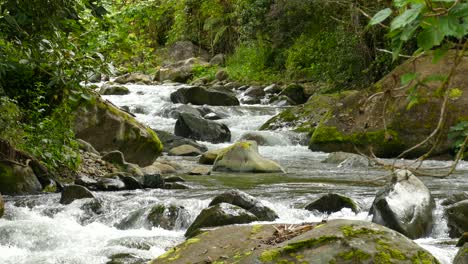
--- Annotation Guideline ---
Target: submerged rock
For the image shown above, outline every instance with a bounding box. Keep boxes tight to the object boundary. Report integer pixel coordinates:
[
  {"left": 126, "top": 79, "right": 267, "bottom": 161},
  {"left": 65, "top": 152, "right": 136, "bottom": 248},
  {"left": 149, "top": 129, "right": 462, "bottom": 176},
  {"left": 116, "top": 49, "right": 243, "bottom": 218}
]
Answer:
[
  {"left": 209, "top": 190, "right": 278, "bottom": 221},
  {"left": 175, "top": 113, "right": 231, "bottom": 144},
  {"left": 60, "top": 185, "right": 96, "bottom": 205},
  {"left": 185, "top": 203, "right": 258, "bottom": 238},
  {"left": 446, "top": 199, "right": 468, "bottom": 238},
  {"left": 212, "top": 141, "right": 284, "bottom": 173},
  {"left": 369, "top": 170, "right": 435, "bottom": 239},
  {"left": 74, "top": 96, "right": 163, "bottom": 167},
  {"left": 152, "top": 219, "right": 439, "bottom": 264},
  {"left": 305, "top": 193, "right": 359, "bottom": 214},
  {"left": 170, "top": 86, "right": 239, "bottom": 106},
  {"left": 117, "top": 204, "right": 190, "bottom": 231}
]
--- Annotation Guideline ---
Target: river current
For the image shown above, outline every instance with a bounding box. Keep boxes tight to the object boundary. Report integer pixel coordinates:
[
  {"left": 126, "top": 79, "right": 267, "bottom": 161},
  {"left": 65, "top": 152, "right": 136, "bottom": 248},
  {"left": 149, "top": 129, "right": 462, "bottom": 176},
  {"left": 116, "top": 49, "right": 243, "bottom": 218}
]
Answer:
[{"left": 1, "top": 83, "right": 467, "bottom": 264}]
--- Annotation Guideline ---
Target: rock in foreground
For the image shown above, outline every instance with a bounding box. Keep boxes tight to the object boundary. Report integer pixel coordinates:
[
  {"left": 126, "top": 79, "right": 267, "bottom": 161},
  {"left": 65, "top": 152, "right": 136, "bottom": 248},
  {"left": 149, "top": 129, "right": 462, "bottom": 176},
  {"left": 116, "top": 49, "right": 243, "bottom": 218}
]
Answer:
[
  {"left": 212, "top": 141, "right": 284, "bottom": 173},
  {"left": 152, "top": 219, "right": 440, "bottom": 264},
  {"left": 369, "top": 170, "right": 435, "bottom": 239}
]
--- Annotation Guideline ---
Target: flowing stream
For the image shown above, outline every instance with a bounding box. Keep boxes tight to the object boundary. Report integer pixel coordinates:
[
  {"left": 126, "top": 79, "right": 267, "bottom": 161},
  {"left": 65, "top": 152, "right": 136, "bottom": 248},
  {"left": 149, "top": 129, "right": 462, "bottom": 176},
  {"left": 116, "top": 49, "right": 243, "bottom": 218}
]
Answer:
[{"left": 1, "top": 83, "right": 467, "bottom": 264}]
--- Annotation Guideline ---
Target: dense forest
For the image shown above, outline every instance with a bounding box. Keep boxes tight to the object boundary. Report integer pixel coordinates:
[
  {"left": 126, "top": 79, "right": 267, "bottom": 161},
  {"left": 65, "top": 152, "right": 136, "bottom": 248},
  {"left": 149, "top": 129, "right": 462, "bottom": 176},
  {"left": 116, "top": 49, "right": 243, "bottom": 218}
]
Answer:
[{"left": 0, "top": 0, "right": 468, "bottom": 263}]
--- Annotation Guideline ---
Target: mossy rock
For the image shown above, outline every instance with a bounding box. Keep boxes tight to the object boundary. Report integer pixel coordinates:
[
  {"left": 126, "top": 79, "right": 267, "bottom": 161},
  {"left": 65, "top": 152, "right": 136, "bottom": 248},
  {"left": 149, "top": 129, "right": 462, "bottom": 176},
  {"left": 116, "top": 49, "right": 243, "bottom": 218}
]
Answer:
[
  {"left": 279, "top": 84, "right": 307, "bottom": 104},
  {"left": 262, "top": 52, "right": 468, "bottom": 158},
  {"left": 198, "top": 148, "right": 225, "bottom": 165},
  {"left": 151, "top": 219, "right": 440, "bottom": 264},
  {"left": 0, "top": 161, "right": 42, "bottom": 195},
  {"left": 454, "top": 244, "right": 468, "bottom": 264},
  {"left": 212, "top": 141, "right": 284, "bottom": 173},
  {"left": 74, "top": 95, "right": 162, "bottom": 167}
]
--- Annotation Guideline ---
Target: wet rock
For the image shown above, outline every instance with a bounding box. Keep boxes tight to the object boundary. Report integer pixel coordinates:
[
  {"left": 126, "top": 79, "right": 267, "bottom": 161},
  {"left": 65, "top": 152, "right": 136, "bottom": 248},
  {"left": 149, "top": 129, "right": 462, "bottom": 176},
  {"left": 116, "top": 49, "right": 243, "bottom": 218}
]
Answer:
[
  {"left": 322, "top": 151, "right": 358, "bottom": 164},
  {"left": 270, "top": 95, "right": 296, "bottom": 107},
  {"left": 263, "top": 84, "right": 281, "bottom": 94},
  {"left": 199, "top": 148, "right": 224, "bottom": 165},
  {"left": 175, "top": 113, "right": 231, "bottom": 144},
  {"left": 338, "top": 155, "right": 374, "bottom": 168},
  {"left": 121, "top": 176, "right": 142, "bottom": 190},
  {"left": 0, "top": 160, "right": 42, "bottom": 195},
  {"left": 240, "top": 96, "right": 261, "bottom": 105},
  {"left": 442, "top": 192, "right": 468, "bottom": 206},
  {"left": 0, "top": 193, "right": 4, "bottom": 218},
  {"left": 60, "top": 185, "right": 96, "bottom": 205},
  {"left": 108, "top": 237, "right": 153, "bottom": 250},
  {"left": 144, "top": 162, "right": 176, "bottom": 174},
  {"left": 305, "top": 193, "right": 359, "bottom": 214},
  {"left": 210, "top": 54, "right": 226, "bottom": 66},
  {"left": 209, "top": 190, "right": 278, "bottom": 221},
  {"left": 369, "top": 170, "right": 435, "bottom": 239},
  {"left": 74, "top": 96, "right": 162, "bottom": 167},
  {"left": 168, "top": 145, "right": 202, "bottom": 156},
  {"left": 244, "top": 86, "right": 265, "bottom": 98},
  {"left": 164, "top": 176, "right": 185, "bottom": 183},
  {"left": 170, "top": 86, "right": 239, "bottom": 106},
  {"left": 454, "top": 243, "right": 468, "bottom": 264},
  {"left": 97, "top": 176, "right": 126, "bottom": 191},
  {"left": 185, "top": 203, "right": 258, "bottom": 238},
  {"left": 279, "top": 84, "right": 307, "bottom": 104},
  {"left": 204, "top": 112, "right": 222, "bottom": 120},
  {"left": 212, "top": 141, "right": 284, "bottom": 173},
  {"left": 142, "top": 173, "right": 164, "bottom": 189},
  {"left": 161, "top": 104, "right": 202, "bottom": 119},
  {"left": 107, "top": 253, "right": 147, "bottom": 264},
  {"left": 114, "top": 73, "right": 152, "bottom": 84},
  {"left": 457, "top": 232, "right": 468, "bottom": 247},
  {"left": 164, "top": 182, "right": 190, "bottom": 190},
  {"left": 153, "top": 219, "right": 440, "bottom": 264},
  {"left": 99, "top": 84, "right": 130, "bottom": 95},
  {"left": 215, "top": 70, "right": 228, "bottom": 81},
  {"left": 446, "top": 200, "right": 468, "bottom": 238},
  {"left": 117, "top": 204, "right": 190, "bottom": 230},
  {"left": 154, "top": 130, "right": 207, "bottom": 153},
  {"left": 189, "top": 166, "right": 211, "bottom": 175}
]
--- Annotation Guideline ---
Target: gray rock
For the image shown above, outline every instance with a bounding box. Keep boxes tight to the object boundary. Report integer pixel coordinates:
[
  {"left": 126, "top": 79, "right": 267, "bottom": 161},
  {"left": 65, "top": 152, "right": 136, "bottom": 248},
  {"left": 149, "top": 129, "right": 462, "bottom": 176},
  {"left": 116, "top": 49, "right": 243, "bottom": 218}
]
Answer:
[
  {"left": 154, "top": 130, "right": 207, "bottom": 153},
  {"left": 102, "top": 151, "right": 126, "bottom": 166},
  {"left": 97, "top": 176, "right": 126, "bottom": 191},
  {"left": 446, "top": 200, "right": 468, "bottom": 238},
  {"left": 99, "top": 84, "right": 130, "bottom": 95},
  {"left": 175, "top": 113, "right": 231, "bottom": 144},
  {"left": 209, "top": 190, "right": 278, "bottom": 221},
  {"left": 60, "top": 185, "right": 95, "bottom": 205},
  {"left": 442, "top": 192, "right": 468, "bottom": 206},
  {"left": 199, "top": 148, "right": 224, "bottom": 165},
  {"left": 279, "top": 84, "right": 307, "bottom": 104},
  {"left": 142, "top": 173, "right": 164, "bottom": 189},
  {"left": 185, "top": 203, "right": 258, "bottom": 238},
  {"left": 161, "top": 104, "right": 202, "bottom": 119},
  {"left": 454, "top": 243, "right": 468, "bottom": 264},
  {"left": 244, "top": 86, "right": 265, "bottom": 97},
  {"left": 210, "top": 54, "right": 226, "bottom": 66},
  {"left": 164, "top": 176, "right": 185, "bottom": 183},
  {"left": 322, "top": 152, "right": 361, "bottom": 164},
  {"left": 270, "top": 95, "right": 296, "bottom": 106},
  {"left": 0, "top": 193, "right": 4, "bottom": 218},
  {"left": 164, "top": 182, "right": 190, "bottom": 190},
  {"left": 215, "top": 70, "right": 228, "bottom": 81},
  {"left": 77, "top": 139, "right": 100, "bottom": 155},
  {"left": 120, "top": 176, "right": 142, "bottom": 190},
  {"left": 263, "top": 84, "right": 281, "bottom": 94},
  {"left": 116, "top": 204, "right": 190, "bottom": 230},
  {"left": 189, "top": 166, "right": 211, "bottom": 175},
  {"left": 114, "top": 73, "right": 152, "bottom": 84},
  {"left": 168, "top": 41, "right": 210, "bottom": 61},
  {"left": 0, "top": 160, "right": 42, "bottom": 195},
  {"left": 305, "top": 193, "right": 359, "bottom": 214},
  {"left": 240, "top": 96, "right": 261, "bottom": 105},
  {"left": 168, "top": 145, "right": 202, "bottom": 156},
  {"left": 170, "top": 86, "right": 239, "bottom": 106},
  {"left": 75, "top": 174, "right": 99, "bottom": 190},
  {"left": 106, "top": 253, "right": 147, "bottom": 264},
  {"left": 369, "top": 170, "right": 435, "bottom": 239}
]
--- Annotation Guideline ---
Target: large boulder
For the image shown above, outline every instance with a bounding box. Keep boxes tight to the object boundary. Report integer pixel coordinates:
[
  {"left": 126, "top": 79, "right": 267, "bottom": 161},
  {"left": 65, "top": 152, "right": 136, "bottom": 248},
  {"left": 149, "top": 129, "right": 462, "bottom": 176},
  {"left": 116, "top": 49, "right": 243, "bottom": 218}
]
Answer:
[
  {"left": 116, "top": 204, "right": 190, "bottom": 230},
  {"left": 261, "top": 52, "right": 468, "bottom": 158},
  {"left": 152, "top": 219, "right": 439, "bottom": 264},
  {"left": 278, "top": 84, "right": 307, "bottom": 104},
  {"left": 60, "top": 185, "right": 96, "bottom": 205},
  {"left": 74, "top": 96, "right": 163, "bottom": 166},
  {"left": 175, "top": 113, "right": 231, "bottom": 144},
  {"left": 454, "top": 244, "right": 468, "bottom": 264},
  {"left": 369, "top": 170, "right": 435, "bottom": 239},
  {"left": 0, "top": 193, "right": 4, "bottom": 218},
  {"left": 212, "top": 141, "right": 284, "bottom": 173},
  {"left": 305, "top": 193, "right": 359, "bottom": 214},
  {"left": 154, "top": 130, "right": 207, "bottom": 153},
  {"left": 446, "top": 200, "right": 468, "bottom": 238},
  {"left": 185, "top": 203, "right": 258, "bottom": 238},
  {"left": 168, "top": 41, "right": 210, "bottom": 61},
  {"left": 99, "top": 84, "right": 130, "bottom": 95},
  {"left": 209, "top": 190, "right": 278, "bottom": 221},
  {"left": 170, "top": 86, "right": 239, "bottom": 106}
]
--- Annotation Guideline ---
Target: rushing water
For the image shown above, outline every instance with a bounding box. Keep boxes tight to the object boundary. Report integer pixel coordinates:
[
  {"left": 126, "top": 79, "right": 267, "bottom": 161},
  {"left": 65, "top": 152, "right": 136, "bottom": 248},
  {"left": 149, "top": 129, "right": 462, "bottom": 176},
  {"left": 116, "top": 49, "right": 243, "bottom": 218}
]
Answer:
[{"left": 1, "top": 83, "right": 467, "bottom": 264}]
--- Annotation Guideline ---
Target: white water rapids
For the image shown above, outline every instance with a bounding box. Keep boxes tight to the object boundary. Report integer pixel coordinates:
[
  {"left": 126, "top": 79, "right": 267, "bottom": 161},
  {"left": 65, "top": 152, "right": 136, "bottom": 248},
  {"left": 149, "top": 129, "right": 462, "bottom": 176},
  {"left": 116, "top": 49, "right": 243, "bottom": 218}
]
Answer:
[{"left": 0, "top": 83, "right": 466, "bottom": 264}]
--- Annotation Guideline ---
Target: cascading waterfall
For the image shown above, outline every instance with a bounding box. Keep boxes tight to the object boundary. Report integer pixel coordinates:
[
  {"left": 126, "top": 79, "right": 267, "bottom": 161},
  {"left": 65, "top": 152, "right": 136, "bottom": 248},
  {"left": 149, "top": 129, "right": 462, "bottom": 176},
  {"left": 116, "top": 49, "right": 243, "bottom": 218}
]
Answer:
[{"left": 0, "top": 83, "right": 466, "bottom": 264}]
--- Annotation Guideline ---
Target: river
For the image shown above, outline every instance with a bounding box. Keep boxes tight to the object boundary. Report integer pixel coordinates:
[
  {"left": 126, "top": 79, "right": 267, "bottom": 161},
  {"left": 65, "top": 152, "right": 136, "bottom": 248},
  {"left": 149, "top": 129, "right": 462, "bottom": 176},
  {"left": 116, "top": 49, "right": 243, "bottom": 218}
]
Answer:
[{"left": 0, "top": 83, "right": 467, "bottom": 264}]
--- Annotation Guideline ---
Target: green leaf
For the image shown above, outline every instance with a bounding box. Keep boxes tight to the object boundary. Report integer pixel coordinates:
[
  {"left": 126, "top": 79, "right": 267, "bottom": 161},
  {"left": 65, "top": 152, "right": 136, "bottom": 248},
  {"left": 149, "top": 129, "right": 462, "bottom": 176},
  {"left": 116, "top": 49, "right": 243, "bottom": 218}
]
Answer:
[
  {"left": 417, "top": 27, "right": 445, "bottom": 50},
  {"left": 401, "top": 72, "right": 417, "bottom": 85},
  {"left": 369, "top": 8, "right": 393, "bottom": 26},
  {"left": 390, "top": 4, "right": 423, "bottom": 31}
]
